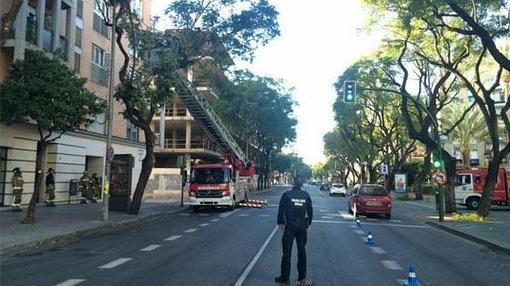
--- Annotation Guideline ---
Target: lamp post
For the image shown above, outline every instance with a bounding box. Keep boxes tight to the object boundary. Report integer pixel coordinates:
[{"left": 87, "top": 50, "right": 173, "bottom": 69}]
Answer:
[{"left": 102, "top": 0, "right": 118, "bottom": 222}]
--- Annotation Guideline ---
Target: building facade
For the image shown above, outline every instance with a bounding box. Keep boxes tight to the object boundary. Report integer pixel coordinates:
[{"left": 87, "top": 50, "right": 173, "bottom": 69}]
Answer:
[{"left": 0, "top": 0, "right": 151, "bottom": 207}]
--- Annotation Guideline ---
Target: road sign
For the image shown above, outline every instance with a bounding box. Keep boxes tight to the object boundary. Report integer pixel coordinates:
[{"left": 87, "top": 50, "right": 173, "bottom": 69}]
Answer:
[
  {"left": 433, "top": 172, "right": 447, "bottom": 185},
  {"left": 380, "top": 164, "right": 388, "bottom": 175}
]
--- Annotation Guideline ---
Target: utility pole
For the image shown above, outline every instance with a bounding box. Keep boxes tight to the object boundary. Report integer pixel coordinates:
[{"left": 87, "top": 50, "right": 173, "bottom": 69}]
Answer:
[{"left": 102, "top": 0, "right": 117, "bottom": 222}]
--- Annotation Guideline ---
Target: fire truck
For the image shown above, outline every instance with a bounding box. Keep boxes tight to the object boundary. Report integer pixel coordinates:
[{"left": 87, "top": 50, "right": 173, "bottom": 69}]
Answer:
[
  {"left": 175, "top": 75, "right": 258, "bottom": 211},
  {"left": 188, "top": 155, "right": 256, "bottom": 211},
  {"left": 455, "top": 168, "right": 510, "bottom": 210}
]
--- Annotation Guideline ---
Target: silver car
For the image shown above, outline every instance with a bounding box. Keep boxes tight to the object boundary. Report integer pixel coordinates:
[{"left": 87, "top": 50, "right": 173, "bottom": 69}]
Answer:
[{"left": 329, "top": 183, "right": 347, "bottom": 196}]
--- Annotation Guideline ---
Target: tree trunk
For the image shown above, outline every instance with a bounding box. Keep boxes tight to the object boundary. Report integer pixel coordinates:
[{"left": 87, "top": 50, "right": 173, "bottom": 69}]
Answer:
[
  {"left": 368, "top": 166, "right": 377, "bottom": 183},
  {"left": 22, "top": 141, "right": 47, "bottom": 224},
  {"left": 413, "top": 150, "right": 431, "bottom": 200},
  {"left": 443, "top": 151, "right": 457, "bottom": 214},
  {"left": 128, "top": 126, "right": 155, "bottom": 215},
  {"left": 478, "top": 159, "right": 499, "bottom": 217}
]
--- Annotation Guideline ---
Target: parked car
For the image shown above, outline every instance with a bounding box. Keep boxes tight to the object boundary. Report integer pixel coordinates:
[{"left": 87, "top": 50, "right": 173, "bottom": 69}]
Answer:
[
  {"left": 348, "top": 184, "right": 391, "bottom": 219},
  {"left": 320, "top": 183, "right": 330, "bottom": 191},
  {"left": 329, "top": 183, "right": 347, "bottom": 196}
]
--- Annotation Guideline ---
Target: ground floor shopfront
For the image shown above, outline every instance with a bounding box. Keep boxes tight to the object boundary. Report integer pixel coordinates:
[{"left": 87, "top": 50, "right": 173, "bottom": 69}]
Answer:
[{"left": 0, "top": 122, "right": 145, "bottom": 207}]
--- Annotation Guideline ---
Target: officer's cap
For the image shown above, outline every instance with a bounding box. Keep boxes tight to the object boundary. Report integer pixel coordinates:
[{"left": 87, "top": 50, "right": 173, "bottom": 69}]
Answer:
[{"left": 12, "top": 167, "right": 20, "bottom": 173}]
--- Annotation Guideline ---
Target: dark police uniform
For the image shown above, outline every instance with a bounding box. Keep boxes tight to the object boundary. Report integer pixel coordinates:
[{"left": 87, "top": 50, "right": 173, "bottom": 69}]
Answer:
[{"left": 277, "top": 185, "right": 313, "bottom": 283}]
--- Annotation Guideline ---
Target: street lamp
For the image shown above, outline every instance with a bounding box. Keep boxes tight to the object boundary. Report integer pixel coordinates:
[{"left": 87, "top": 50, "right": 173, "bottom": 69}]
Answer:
[{"left": 102, "top": 0, "right": 119, "bottom": 221}]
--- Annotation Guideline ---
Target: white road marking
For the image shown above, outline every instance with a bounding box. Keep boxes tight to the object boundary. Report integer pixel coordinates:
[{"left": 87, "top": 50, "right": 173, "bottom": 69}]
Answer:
[
  {"left": 259, "top": 214, "right": 271, "bottom": 217},
  {"left": 397, "top": 279, "right": 408, "bottom": 285},
  {"left": 54, "top": 279, "right": 86, "bottom": 286},
  {"left": 353, "top": 229, "right": 365, "bottom": 235},
  {"left": 220, "top": 209, "right": 241, "bottom": 218},
  {"left": 164, "top": 235, "right": 182, "bottom": 241},
  {"left": 381, "top": 260, "right": 403, "bottom": 270},
  {"left": 199, "top": 223, "right": 210, "bottom": 227},
  {"left": 98, "top": 258, "right": 132, "bottom": 269},
  {"left": 319, "top": 209, "right": 328, "bottom": 212},
  {"left": 390, "top": 219, "right": 402, "bottom": 223},
  {"left": 233, "top": 226, "right": 279, "bottom": 286},
  {"left": 198, "top": 213, "right": 210, "bottom": 216},
  {"left": 313, "top": 220, "right": 429, "bottom": 229},
  {"left": 370, "top": 247, "right": 386, "bottom": 255},
  {"left": 140, "top": 244, "right": 161, "bottom": 252},
  {"left": 322, "top": 216, "right": 334, "bottom": 219},
  {"left": 210, "top": 219, "right": 220, "bottom": 222},
  {"left": 405, "top": 201, "right": 435, "bottom": 210},
  {"left": 340, "top": 213, "right": 355, "bottom": 219},
  {"left": 366, "top": 218, "right": 378, "bottom": 222},
  {"left": 179, "top": 213, "right": 191, "bottom": 216},
  {"left": 184, "top": 228, "right": 198, "bottom": 233},
  {"left": 239, "top": 213, "right": 249, "bottom": 217}
]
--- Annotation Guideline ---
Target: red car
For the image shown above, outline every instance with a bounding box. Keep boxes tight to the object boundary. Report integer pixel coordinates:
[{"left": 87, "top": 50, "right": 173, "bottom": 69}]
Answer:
[{"left": 348, "top": 184, "right": 392, "bottom": 219}]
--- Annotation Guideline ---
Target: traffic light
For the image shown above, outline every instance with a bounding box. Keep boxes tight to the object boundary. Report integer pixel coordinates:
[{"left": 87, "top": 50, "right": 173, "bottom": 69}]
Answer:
[
  {"left": 343, "top": 81, "right": 357, "bottom": 103},
  {"left": 432, "top": 152, "right": 444, "bottom": 170}
]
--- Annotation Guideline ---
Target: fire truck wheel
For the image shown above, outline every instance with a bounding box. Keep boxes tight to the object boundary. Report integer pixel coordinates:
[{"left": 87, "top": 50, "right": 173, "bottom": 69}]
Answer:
[{"left": 466, "top": 197, "right": 480, "bottom": 210}]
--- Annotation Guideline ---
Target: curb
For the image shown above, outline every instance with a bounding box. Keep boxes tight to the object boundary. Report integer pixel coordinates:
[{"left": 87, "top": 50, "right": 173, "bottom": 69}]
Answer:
[
  {"left": 1, "top": 206, "right": 186, "bottom": 258},
  {"left": 426, "top": 221, "right": 510, "bottom": 256}
]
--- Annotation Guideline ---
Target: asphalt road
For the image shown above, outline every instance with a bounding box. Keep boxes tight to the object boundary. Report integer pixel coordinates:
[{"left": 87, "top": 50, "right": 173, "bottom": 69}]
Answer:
[{"left": 1, "top": 185, "right": 510, "bottom": 286}]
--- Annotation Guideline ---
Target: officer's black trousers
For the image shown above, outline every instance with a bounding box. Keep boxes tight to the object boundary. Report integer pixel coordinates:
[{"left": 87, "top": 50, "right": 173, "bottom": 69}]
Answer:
[{"left": 280, "top": 224, "right": 307, "bottom": 280}]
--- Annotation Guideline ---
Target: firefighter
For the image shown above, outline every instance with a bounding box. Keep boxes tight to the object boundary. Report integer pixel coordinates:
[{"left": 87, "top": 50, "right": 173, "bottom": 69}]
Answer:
[
  {"left": 91, "top": 173, "right": 101, "bottom": 203},
  {"left": 79, "top": 171, "right": 92, "bottom": 204},
  {"left": 11, "top": 168, "right": 23, "bottom": 212},
  {"left": 275, "top": 176, "right": 313, "bottom": 286},
  {"left": 45, "top": 168, "right": 56, "bottom": 206}
]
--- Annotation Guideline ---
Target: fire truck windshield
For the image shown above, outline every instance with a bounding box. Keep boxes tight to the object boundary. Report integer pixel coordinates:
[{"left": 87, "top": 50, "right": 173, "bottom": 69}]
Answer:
[{"left": 191, "top": 168, "right": 230, "bottom": 184}]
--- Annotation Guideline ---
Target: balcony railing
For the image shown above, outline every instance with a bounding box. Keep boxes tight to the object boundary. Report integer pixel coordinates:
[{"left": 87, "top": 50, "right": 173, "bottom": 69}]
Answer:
[
  {"left": 161, "top": 139, "right": 218, "bottom": 152},
  {"left": 91, "top": 63, "right": 109, "bottom": 86},
  {"left": 164, "top": 107, "right": 188, "bottom": 117}
]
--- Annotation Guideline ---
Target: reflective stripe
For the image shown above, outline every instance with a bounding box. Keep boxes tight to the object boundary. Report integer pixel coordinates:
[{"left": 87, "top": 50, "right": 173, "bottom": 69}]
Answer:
[
  {"left": 408, "top": 273, "right": 416, "bottom": 278},
  {"left": 13, "top": 187, "right": 22, "bottom": 190}
]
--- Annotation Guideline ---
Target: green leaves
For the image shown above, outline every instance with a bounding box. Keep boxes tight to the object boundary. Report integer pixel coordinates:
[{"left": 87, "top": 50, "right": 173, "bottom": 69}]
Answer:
[{"left": 0, "top": 50, "right": 105, "bottom": 140}]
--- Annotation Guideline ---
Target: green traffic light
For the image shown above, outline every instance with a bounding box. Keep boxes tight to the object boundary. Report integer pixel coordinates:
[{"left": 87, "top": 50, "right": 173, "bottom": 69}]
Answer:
[{"left": 433, "top": 160, "right": 441, "bottom": 169}]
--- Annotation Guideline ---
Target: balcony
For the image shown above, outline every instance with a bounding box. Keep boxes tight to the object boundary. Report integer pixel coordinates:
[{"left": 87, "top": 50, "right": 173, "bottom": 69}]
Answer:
[
  {"left": 157, "top": 139, "right": 220, "bottom": 153},
  {"left": 90, "top": 63, "right": 109, "bottom": 87}
]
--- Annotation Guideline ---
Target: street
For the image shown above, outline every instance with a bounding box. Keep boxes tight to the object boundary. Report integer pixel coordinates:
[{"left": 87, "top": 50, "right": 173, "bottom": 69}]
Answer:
[{"left": 1, "top": 185, "right": 510, "bottom": 286}]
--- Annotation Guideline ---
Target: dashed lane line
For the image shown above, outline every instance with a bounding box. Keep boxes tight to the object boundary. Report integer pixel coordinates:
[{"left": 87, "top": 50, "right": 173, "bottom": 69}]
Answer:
[
  {"left": 380, "top": 260, "right": 403, "bottom": 270},
  {"left": 164, "top": 235, "right": 182, "bottom": 241},
  {"left": 220, "top": 209, "right": 241, "bottom": 218},
  {"left": 98, "top": 258, "right": 133, "bottom": 269},
  {"left": 322, "top": 216, "right": 334, "bottom": 219},
  {"left": 140, "top": 244, "right": 162, "bottom": 252},
  {"left": 210, "top": 219, "right": 220, "bottom": 222},
  {"left": 179, "top": 213, "right": 191, "bottom": 216},
  {"left": 370, "top": 247, "right": 386, "bottom": 255},
  {"left": 233, "top": 226, "right": 279, "bottom": 286},
  {"left": 198, "top": 213, "right": 211, "bottom": 217},
  {"left": 239, "top": 213, "right": 249, "bottom": 217},
  {"left": 54, "top": 279, "right": 86, "bottom": 286},
  {"left": 353, "top": 229, "right": 365, "bottom": 235},
  {"left": 184, "top": 228, "right": 198, "bottom": 233},
  {"left": 259, "top": 214, "right": 271, "bottom": 217},
  {"left": 199, "top": 223, "right": 210, "bottom": 227}
]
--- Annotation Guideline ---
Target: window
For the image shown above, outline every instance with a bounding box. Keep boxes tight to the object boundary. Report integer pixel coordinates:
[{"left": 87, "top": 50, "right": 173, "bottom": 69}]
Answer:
[
  {"left": 77, "top": 0, "right": 83, "bottom": 19},
  {"left": 74, "top": 52, "right": 81, "bottom": 72},
  {"left": 91, "top": 44, "right": 110, "bottom": 86},
  {"left": 130, "top": 0, "right": 143, "bottom": 17},
  {"left": 93, "top": 1, "right": 110, "bottom": 38},
  {"left": 86, "top": 102, "right": 106, "bottom": 134},
  {"left": 75, "top": 27, "right": 82, "bottom": 48},
  {"left": 127, "top": 121, "right": 139, "bottom": 141}
]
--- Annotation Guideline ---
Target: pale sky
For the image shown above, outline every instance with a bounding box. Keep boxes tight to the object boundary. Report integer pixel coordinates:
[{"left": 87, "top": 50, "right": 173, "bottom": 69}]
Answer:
[{"left": 152, "top": 0, "right": 382, "bottom": 165}]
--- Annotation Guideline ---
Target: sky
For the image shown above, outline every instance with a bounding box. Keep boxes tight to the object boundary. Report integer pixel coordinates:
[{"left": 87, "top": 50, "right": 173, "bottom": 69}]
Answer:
[{"left": 151, "top": 0, "right": 383, "bottom": 165}]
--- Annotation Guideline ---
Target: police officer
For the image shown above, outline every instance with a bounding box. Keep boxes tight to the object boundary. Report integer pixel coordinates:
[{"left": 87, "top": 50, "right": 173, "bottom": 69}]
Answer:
[
  {"left": 275, "top": 176, "right": 313, "bottom": 286},
  {"left": 91, "top": 173, "right": 101, "bottom": 203},
  {"left": 45, "top": 168, "right": 56, "bottom": 206},
  {"left": 79, "top": 171, "right": 92, "bottom": 204},
  {"left": 11, "top": 168, "right": 23, "bottom": 212}
]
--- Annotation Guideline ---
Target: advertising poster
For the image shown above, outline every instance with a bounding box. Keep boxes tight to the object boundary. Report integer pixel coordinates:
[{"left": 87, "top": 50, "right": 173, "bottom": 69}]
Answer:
[{"left": 394, "top": 173, "right": 407, "bottom": 193}]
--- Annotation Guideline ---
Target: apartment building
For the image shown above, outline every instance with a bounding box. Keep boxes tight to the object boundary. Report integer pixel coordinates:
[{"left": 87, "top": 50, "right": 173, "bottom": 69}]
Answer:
[{"left": 0, "top": 0, "right": 151, "bottom": 207}]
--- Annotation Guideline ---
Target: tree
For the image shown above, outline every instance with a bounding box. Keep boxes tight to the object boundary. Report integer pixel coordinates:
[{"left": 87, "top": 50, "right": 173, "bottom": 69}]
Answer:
[
  {"left": 0, "top": 50, "right": 104, "bottom": 223},
  {"left": 214, "top": 71, "right": 297, "bottom": 188},
  {"left": 97, "top": 0, "right": 280, "bottom": 214},
  {"left": 440, "top": 99, "right": 489, "bottom": 168},
  {"left": 331, "top": 58, "right": 416, "bottom": 191}
]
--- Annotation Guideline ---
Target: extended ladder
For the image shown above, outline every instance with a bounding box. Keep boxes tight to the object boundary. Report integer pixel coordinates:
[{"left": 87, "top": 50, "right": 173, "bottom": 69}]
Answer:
[{"left": 175, "top": 75, "right": 247, "bottom": 163}]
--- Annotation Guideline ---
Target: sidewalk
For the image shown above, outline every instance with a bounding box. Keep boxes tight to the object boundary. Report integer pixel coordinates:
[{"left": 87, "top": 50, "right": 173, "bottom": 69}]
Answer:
[
  {"left": 404, "top": 197, "right": 510, "bottom": 255},
  {"left": 0, "top": 188, "right": 278, "bottom": 257},
  {"left": 0, "top": 194, "right": 186, "bottom": 257}
]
